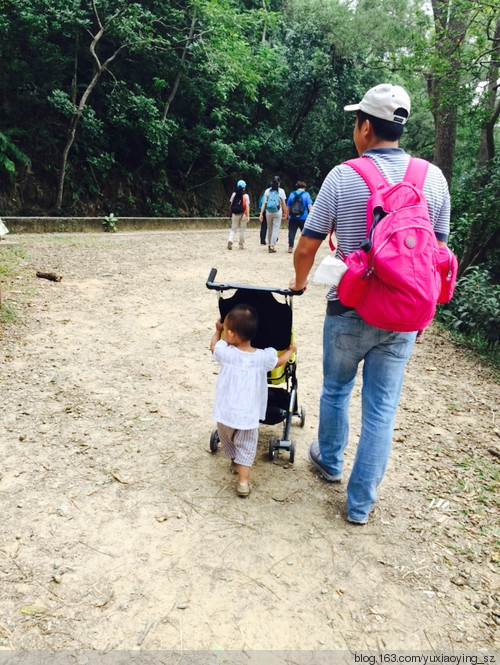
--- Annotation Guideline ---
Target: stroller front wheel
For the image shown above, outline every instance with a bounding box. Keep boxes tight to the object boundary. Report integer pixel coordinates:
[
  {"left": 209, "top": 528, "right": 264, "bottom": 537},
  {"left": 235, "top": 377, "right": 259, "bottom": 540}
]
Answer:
[
  {"left": 289, "top": 440, "right": 296, "bottom": 463},
  {"left": 210, "top": 429, "right": 219, "bottom": 454},
  {"left": 299, "top": 406, "right": 306, "bottom": 428}
]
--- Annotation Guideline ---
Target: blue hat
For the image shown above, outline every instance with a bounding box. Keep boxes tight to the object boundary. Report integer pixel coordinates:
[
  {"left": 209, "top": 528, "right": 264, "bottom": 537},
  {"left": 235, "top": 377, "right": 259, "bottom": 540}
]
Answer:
[{"left": 237, "top": 180, "right": 246, "bottom": 189}]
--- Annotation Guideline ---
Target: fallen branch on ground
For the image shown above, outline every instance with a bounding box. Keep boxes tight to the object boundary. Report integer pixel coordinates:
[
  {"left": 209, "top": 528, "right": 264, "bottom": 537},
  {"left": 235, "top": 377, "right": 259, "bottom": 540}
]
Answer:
[{"left": 36, "top": 271, "right": 62, "bottom": 282}]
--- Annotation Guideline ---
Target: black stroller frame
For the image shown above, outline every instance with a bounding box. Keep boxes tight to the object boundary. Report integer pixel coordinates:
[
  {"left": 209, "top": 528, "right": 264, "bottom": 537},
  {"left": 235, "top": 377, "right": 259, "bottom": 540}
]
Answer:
[{"left": 206, "top": 268, "right": 305, "bottom": 463}]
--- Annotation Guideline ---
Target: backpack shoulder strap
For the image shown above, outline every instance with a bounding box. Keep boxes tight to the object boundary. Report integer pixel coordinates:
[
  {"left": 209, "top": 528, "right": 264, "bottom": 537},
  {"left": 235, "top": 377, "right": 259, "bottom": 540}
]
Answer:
[
  {"left": 344, "top": 157, "right": 388, "bottom": 193},
  {"left": 403, "top": 157, "right": 429, "bottom": 189}
]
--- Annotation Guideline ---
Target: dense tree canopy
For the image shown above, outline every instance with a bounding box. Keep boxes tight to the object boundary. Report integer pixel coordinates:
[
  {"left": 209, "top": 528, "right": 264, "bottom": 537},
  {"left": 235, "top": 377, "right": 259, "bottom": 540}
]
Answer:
[{"left": 0, "top": 0, "right": 499, "bottom": 276}]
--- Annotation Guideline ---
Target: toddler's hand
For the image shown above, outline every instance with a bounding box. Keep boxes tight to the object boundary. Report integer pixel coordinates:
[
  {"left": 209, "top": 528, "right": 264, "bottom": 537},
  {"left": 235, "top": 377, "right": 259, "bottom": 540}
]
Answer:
[{"left": 289, "top": 343, "right": 297, "bottom": 353}]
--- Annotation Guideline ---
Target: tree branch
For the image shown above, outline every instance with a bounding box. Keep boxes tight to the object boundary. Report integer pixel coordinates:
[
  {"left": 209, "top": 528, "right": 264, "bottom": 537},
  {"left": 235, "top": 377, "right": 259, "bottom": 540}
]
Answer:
[{"left": 163, "top": 10, "right": 197, "bottom": 121}]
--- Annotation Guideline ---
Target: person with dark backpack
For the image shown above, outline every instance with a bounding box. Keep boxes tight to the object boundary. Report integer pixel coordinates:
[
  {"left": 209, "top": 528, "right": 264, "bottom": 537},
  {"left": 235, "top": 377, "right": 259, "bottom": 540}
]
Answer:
[
  {"left": 290, "top": 84, "right": 451, "bottom": 526},
  {"left": 286, "top": 181, "right": 313, "bottom": 254},
  {"left": 228, "top": 180, "right": 250, "bottom": 250}
]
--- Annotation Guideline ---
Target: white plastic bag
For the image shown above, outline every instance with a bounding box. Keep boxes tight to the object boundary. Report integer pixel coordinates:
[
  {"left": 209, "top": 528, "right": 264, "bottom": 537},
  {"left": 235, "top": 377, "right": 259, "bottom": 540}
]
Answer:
[
  {"left": 0, "top": 219, "right": 9, "bottom": 237},
  {"left": 313, "top": 255, "right": 347, "bottom": 286}
]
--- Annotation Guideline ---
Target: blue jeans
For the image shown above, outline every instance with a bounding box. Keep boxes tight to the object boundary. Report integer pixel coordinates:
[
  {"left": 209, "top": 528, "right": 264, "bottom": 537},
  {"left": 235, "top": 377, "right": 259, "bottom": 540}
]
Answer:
[{"left": 319, "top": 310, "right": 416, "bottom": 522}]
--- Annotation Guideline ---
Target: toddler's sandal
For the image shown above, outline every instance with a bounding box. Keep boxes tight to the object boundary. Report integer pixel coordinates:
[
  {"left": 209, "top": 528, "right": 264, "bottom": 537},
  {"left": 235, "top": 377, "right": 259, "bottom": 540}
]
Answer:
[{"left": 237, "top": 483, "right": 250, "bottom": 497}]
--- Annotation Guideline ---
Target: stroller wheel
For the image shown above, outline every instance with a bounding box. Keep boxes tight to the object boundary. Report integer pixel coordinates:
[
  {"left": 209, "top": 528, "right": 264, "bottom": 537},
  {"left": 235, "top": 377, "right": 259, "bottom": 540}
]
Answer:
[
  {"left": 268, "top": 436, "right": 277, "bottom": 461},
  {"left": 299, "top": 406, "right": 306, "bottom": 428},
  {"left": 210, "top": 429, "right": 219, "bottom": 454},
  {"left": 289, "top": 440, "right": 296, "bottom": 464}
]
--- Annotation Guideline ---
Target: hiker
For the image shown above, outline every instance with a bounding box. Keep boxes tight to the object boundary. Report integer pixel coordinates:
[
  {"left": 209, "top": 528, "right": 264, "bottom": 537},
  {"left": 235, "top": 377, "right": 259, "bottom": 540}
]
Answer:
[
  {"left": 286, "top": 181, "right": 313, "bottom": 253},
  {"left": 257, "top": 191, "right": 267, "bottom": 246},
  {"left": 228, "top": 180, "right": 250, "bottom": 250},
  {"left": 259, "top": 176, "right": 287, "bottom": 253},
  {"left": 290, "top": 83, "right": 451, "bottom": 525}
]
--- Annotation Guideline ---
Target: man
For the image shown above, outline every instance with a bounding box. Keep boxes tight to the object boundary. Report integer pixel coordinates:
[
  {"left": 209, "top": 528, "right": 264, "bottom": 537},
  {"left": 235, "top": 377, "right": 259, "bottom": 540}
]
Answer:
[
  {"left": 290, "top": 83, "right": 450, "bottom": 525},
  {"left": 286, "top": 181, "right": 313, "bottom": 253}
]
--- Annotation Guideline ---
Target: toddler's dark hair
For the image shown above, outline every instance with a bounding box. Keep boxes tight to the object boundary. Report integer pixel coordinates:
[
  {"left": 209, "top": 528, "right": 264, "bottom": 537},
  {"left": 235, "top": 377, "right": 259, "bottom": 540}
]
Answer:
[{"left": 225, "top": 304, "right": 258, "bottom": 341}]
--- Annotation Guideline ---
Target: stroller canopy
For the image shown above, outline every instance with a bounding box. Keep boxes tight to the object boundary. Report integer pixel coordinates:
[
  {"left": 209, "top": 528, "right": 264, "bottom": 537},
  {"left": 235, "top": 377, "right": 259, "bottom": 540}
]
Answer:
[{"left": 218, "top": 289, "right": 292, "bottom": 351}]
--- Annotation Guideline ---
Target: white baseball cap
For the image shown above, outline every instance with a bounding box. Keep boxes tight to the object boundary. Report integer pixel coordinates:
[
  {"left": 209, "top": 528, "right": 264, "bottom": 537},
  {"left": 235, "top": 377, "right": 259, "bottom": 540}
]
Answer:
[{"left": 344, "top": 84, "right": 411, "bottom": 125}]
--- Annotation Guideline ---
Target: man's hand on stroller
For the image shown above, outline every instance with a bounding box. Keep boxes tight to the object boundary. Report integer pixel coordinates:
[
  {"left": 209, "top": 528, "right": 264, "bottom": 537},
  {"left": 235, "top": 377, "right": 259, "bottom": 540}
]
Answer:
[{"left": 289, "top": 277, "right": 308, "bottom": 292}]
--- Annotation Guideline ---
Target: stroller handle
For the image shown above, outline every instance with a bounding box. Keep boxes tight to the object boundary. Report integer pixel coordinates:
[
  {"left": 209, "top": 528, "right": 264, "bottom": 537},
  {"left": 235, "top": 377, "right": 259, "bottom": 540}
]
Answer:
[{"left": 206, "top": 268, "right": 304, "bottom": 296}]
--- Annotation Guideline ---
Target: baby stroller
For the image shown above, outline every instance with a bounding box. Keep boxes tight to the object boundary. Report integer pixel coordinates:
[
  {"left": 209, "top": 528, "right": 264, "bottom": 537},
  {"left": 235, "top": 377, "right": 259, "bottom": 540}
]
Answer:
[{"left": 206, "top": 268, "right": 305, "bottom": 462}]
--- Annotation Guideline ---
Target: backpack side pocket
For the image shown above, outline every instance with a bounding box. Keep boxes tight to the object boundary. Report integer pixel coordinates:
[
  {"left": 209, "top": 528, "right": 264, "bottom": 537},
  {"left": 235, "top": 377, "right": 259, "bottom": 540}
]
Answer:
[
  {"left": 437, "top": 246, "right": 458, "bottom": 304},
  {"left": 337, "top": 250, "right": 371, "bottom": 308}
]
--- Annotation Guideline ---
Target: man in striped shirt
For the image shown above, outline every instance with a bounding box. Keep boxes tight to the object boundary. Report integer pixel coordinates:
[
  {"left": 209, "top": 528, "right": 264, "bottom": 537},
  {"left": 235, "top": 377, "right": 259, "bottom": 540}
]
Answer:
[{"left": 290, "top": 83, "right": 450, "bottom": 525}]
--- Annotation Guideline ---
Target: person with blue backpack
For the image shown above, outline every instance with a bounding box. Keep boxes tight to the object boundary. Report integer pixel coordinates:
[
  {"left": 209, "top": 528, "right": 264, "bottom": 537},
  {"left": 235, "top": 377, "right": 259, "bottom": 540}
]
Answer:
[
  {"left": 259, "top": 176, "right": 287, "bottom": 253},
  {"left": 286, "top": 181, "right": 313, "bottom": 253},
  {"left": 289, "top": 83, "right": 451, "bottom": 526}
]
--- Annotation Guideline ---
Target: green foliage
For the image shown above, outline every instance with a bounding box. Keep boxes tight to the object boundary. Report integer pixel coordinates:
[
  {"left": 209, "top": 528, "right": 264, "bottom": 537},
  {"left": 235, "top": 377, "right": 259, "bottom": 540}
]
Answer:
[
  {"left": 0, "top": 245, "right": 27, "bottom": 323},
  {"left": 450, "top": 157, "right": 500, "bottom": 278},
  {"left": 0, "top": 300, "right": 19, "bottom": 323},
  {"left": 0, "top": 130, "right": 31, "bottom": 184},
  {"left": 47, "top": 90, "right": 74, "bottom": 117},
  {"left": 436, "top": 267, "right": 500, "bottom": 356},
  {"left": 451, "top": 452, "right": 500, "bottom": 563},
  {"left": 454, "top": 454, "right": 499, "bottom": 512},
  {"left": 1, "top": 0, "right": 499, "bottom": 372},
  {"left": 101, "top": 213, "right": 118, "bottom": 232},
  {"left": 0, "top": 0, "right": 497, "bottom": 269},
  {"left": 0, "top": 246, "right": 25, "bottom": 277}
]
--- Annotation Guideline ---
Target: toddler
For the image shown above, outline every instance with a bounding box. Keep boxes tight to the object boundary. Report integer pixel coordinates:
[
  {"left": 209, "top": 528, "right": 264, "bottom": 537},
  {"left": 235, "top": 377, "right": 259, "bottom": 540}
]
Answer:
[{"left": 210, "top": 304, "right": 297, "bottom": 496}]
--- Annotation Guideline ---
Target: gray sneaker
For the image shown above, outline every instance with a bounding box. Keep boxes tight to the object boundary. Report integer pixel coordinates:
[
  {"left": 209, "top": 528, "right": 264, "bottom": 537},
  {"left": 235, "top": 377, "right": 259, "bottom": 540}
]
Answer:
[
  {"left": 308, "top": 441, "right": 342, "bottom": 482},
  {"left": 346, "top": 515, "right": 368, "bottom": 525}
]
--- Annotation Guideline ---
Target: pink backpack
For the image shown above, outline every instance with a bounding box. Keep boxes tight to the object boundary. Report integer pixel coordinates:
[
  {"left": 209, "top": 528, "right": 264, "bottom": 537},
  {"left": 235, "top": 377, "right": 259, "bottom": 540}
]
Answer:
[{"left": 337, "top": 156, "right": 457, "bottom": 332}]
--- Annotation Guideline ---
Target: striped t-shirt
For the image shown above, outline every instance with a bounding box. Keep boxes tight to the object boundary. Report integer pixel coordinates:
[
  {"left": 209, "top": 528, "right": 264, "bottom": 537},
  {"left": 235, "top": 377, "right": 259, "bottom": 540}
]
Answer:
[{"left": 303, "top": 148, "right": 451, "bottom": 301}]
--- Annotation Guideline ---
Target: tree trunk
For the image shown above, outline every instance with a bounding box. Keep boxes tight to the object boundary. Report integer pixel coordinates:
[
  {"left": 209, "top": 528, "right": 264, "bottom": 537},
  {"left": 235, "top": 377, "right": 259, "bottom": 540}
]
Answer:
[
  {"left": 55, "top": 115, "right": 81, "bottom": 211},
  {"left": 55, "top": 2, "right": 129, "bottom": 211},
  {"left": 427, "top": 0, "right": 470, "bottom": 185},
  {"left": 477, "top": 17, "right": 500, "bottom": 167},
  {"left": 431, "top": 103, "right": 457, "bottom": 185},
  {"left": 289, "top": 80, "right": 320, "bottom": 144},
  {"left": 55, "top": 71, "right": 102, "bottom": 211},
  {"left": 163, "top": 11, "right": 197, "bottom": 122},
  {"left": 458, "top": 226, "right": 499, "bottom": 278}
]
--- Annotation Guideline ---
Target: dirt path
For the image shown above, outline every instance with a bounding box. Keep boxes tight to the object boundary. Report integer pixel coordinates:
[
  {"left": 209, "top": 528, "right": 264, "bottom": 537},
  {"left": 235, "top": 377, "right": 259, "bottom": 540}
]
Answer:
[{"left": 0, "top": 229, "right": 498, "bottom": 652}]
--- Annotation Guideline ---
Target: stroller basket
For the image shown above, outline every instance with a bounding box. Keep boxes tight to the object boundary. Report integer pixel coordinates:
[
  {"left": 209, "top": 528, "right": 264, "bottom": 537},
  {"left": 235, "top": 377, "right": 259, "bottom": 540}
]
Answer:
[{"left": 207, "top": 268, "right": 305, "bottom": 462}]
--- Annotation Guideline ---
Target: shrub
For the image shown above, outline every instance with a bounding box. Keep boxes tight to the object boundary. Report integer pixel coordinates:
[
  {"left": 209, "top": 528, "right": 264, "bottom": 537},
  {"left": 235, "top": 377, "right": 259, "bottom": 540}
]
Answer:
[
  {"left": 436, "top": 266, "right": 500, "bottom": 351},
  {"left": 451, "top": 158, "right": 500, "bottom": 281},
  {"left": 101, "top": 213, "right": 118, "bottom": 232}
]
